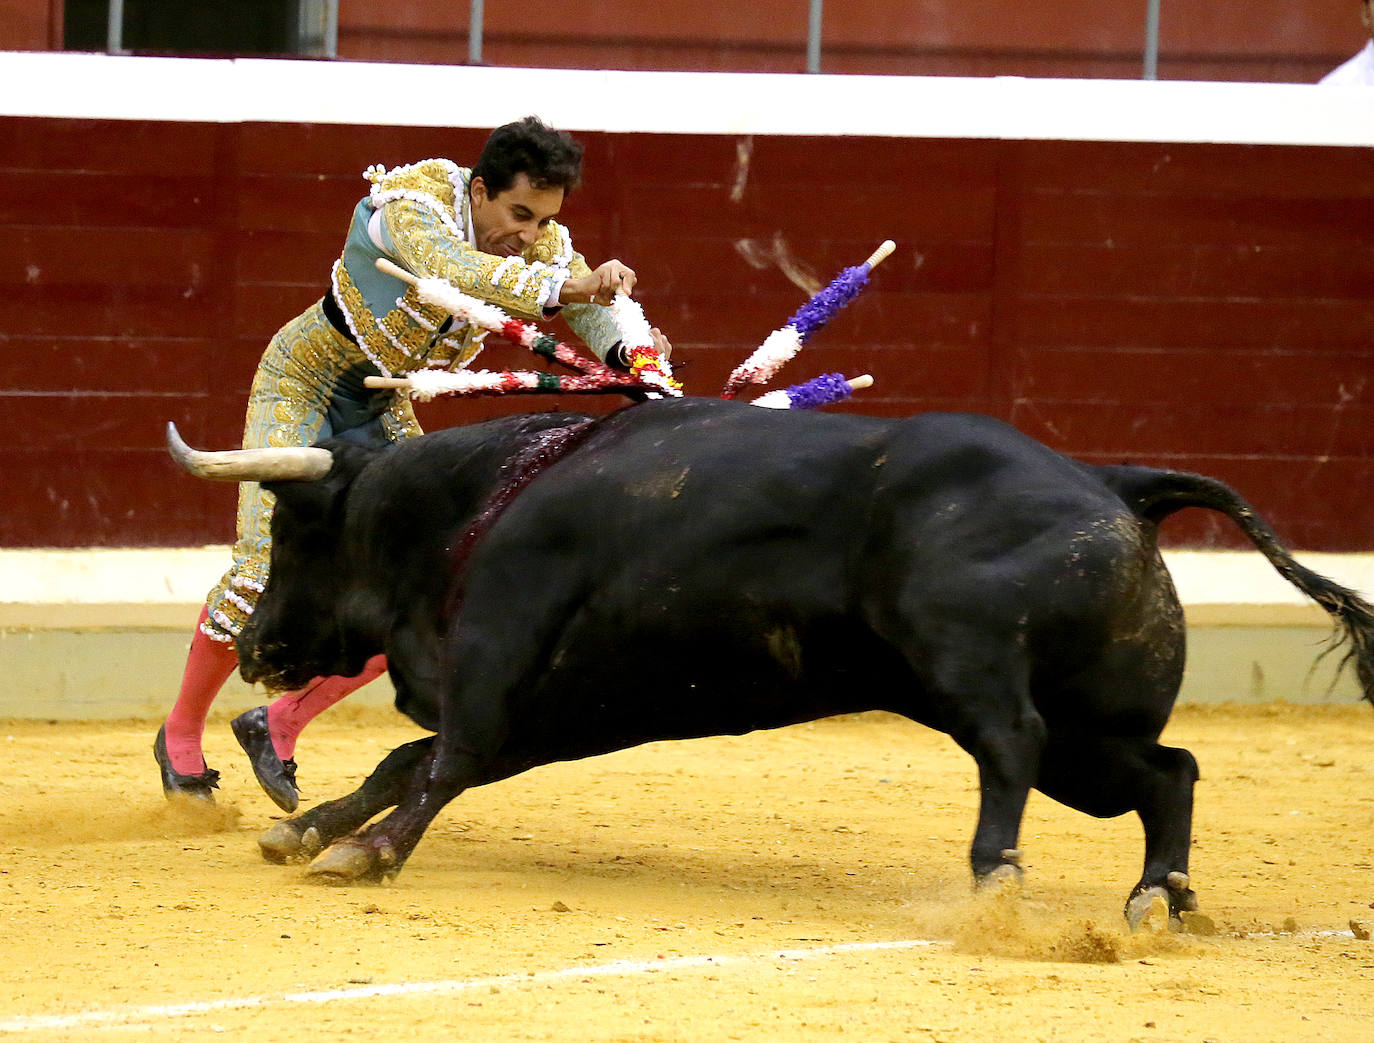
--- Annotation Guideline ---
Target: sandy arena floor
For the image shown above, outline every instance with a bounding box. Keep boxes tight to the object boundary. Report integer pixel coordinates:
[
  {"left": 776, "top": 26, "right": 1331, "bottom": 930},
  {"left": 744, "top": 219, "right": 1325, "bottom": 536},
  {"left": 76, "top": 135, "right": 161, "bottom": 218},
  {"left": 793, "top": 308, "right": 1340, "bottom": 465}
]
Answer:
[{"left": 0, "top": 702, "right": 1371, "bottom": 1041}]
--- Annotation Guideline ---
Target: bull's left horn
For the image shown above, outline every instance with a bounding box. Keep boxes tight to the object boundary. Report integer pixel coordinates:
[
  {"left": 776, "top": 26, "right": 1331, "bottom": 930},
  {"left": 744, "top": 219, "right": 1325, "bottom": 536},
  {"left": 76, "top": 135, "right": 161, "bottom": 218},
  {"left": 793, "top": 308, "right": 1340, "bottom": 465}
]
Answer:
[{"left": 165, "top": 422, "right": 333, "bottom": 482}]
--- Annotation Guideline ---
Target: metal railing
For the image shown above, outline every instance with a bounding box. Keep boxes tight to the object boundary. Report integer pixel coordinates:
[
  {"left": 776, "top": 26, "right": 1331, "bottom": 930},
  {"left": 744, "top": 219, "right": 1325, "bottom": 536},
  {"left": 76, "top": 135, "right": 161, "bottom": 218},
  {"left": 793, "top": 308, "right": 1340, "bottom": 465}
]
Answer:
[
  {"left": 105, "top": 0, "right": 123, "bottom": 53},
  {"left": 796, "top": 0, "right": 1165, "bottom": 78},
  {"left": 1143, "top": 0, "right": 1161, "bottom": 79}
]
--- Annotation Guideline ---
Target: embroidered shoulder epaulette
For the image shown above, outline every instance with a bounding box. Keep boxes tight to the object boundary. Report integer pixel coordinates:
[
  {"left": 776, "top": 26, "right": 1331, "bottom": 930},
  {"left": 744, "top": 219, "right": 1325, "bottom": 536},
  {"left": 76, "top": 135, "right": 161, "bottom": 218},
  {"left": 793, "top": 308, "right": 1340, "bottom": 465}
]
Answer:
[{"left": 365, "top": 159, "right": 466, "bottom": 239}]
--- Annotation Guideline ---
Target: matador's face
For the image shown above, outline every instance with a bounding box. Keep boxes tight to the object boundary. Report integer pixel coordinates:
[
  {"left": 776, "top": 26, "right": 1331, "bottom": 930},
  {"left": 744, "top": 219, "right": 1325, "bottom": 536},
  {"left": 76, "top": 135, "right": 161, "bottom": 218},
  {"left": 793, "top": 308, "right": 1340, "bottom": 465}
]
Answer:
[{"left": 470, "top": 173, "right": 565, "bottom": 258}]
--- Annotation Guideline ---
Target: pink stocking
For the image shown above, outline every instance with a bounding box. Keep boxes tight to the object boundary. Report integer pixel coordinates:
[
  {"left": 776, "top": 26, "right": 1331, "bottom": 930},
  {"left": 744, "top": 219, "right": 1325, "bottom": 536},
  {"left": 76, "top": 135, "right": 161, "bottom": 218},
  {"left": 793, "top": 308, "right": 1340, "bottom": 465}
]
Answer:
[
  {"left": 163, "top": 607, "right": 240, "bottom": 774},
  {"left": 265, "top": 654, "right": 388, "bottom": 760}
]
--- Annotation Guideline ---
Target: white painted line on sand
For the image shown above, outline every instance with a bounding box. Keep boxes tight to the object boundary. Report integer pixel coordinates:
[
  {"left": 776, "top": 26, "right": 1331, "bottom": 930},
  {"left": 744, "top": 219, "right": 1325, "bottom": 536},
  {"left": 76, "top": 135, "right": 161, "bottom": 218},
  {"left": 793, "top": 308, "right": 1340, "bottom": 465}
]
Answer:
[{"left": 0, "top": 938, "right": 943, "bottom": 1033}]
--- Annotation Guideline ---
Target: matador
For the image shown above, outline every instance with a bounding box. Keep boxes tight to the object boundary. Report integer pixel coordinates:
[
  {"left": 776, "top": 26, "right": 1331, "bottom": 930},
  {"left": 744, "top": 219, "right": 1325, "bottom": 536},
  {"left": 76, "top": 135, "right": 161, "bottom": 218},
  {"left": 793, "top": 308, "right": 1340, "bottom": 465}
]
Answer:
[{"left": 155, "top": 116, "right": 672, "bottom": 810}]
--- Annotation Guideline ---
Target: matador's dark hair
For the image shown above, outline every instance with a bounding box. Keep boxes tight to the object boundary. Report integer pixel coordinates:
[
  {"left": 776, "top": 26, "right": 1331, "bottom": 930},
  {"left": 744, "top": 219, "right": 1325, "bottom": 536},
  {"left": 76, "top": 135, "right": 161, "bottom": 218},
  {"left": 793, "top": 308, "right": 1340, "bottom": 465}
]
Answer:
[{"left": 472, "top": 115, "right": 584, "bottom": 196}]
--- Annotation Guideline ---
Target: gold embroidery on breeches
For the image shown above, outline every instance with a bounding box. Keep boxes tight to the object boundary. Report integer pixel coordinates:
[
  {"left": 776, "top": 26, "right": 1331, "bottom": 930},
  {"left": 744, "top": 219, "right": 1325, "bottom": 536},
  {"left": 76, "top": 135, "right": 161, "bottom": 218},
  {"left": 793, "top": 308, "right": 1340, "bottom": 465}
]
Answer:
[{"left": 201, "top": 304, "right": 421, "bottom": 642}]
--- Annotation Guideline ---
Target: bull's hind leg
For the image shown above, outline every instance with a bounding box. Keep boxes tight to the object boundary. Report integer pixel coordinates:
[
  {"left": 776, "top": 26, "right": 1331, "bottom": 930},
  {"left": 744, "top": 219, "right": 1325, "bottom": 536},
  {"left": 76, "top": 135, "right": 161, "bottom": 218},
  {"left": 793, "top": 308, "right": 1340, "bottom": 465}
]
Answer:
[
  {"left": 1036, "top": 732, "right": 1199, "bottom": 928},
  {"left": 920, "top": 643, "right": 1048, "bottom": 888},
  {"left": 259, "top": 736, "right": 434, "bottom": 865},
  {"left": 958, "top": 708, "right": 1048, "bottom": 887}
]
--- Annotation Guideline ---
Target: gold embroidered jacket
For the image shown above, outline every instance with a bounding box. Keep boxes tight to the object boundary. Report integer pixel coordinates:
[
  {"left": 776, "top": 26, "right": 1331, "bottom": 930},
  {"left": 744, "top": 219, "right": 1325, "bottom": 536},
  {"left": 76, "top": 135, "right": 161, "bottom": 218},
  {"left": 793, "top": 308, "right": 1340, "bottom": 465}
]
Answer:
[{"left": 329, "top": 158, "right": 620, "bottom": 376}]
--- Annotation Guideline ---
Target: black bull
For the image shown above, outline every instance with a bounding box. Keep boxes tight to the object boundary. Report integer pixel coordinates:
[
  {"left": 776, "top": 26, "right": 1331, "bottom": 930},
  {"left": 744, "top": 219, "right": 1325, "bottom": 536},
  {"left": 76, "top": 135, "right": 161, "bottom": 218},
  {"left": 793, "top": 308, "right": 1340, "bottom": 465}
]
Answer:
[{"left": 167, "top": 398, "right": 1374, "bottom": 926}]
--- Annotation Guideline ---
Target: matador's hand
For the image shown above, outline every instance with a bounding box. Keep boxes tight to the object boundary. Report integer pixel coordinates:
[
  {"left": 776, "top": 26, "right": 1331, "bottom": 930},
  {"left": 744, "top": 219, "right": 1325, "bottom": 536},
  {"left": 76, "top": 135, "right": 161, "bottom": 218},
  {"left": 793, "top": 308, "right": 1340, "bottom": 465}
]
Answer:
[
  {"left": 561, "top": 260, "right": 637, "bottom": 306},
  {"left": 613, "top": 327, "right": 674, "bottom": 366}
]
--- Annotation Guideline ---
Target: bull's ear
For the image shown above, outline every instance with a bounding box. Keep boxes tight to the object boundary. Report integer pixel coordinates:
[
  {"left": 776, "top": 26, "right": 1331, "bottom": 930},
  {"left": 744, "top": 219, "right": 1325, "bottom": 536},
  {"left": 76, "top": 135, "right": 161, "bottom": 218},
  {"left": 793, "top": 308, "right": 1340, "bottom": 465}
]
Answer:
[{"left": 166, "top": 422, "right": 334, "bottom": 482}]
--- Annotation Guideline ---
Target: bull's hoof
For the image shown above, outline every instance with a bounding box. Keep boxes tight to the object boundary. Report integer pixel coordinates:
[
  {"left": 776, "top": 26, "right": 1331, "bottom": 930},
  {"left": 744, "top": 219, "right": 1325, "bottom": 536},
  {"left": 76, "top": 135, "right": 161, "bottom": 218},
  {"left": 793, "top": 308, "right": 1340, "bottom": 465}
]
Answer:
[
  {"left": 1125, "top": 886, "right": 1170, "bottom": 931},
  {"left": 974, "top": 849, "right": 1025, "bottom": 891},
  {"left": 1125, "top": 871, "right": 1198, "bottom": 932},
  {"left": 258, "top": 821, "right": 323, "bottom": 865},
  {"left": 304, "top": 840, "right": 393, "bottom": 885}
]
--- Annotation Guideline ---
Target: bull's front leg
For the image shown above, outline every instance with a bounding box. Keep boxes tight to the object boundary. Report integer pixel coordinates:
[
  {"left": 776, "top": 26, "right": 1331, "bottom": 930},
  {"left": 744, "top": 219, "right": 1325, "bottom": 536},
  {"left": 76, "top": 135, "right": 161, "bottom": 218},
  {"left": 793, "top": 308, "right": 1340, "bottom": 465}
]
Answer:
[
  {"left": 304, "top": 736, "right": 479, "bottom": 883},
  {"left": 258, "top": 737, "right": 434, "bottom": 865},
  {"left": 304, "top": 656, "right": 510, "bottom": 884},
  {"left": 307, "top": 565, "right": 583, "bottom": 884}
]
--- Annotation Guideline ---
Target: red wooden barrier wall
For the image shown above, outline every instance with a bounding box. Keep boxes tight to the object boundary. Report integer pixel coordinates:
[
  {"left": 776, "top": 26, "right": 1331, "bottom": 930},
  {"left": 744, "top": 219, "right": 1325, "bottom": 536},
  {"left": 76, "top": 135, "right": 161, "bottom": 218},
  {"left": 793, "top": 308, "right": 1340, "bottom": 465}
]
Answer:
[{"left": 0, "top": 116, "right": 1370, "bottom": 550}]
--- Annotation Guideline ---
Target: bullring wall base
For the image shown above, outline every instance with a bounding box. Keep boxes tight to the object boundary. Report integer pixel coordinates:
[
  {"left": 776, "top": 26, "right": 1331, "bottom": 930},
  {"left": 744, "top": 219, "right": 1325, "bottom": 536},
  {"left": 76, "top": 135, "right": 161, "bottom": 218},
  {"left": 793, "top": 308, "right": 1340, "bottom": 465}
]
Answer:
[{"left": 0, "top": 547, "right": 1368, "bottom": 720}]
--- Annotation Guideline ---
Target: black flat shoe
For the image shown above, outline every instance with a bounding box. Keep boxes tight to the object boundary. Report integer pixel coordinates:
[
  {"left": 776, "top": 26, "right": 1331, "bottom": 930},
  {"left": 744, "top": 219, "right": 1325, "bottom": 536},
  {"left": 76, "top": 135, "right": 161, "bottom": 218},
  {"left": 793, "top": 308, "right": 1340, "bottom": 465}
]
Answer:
[
  {"left": 153, "top": 725, "right": 220, "bottom": 801},
  {"left": 231, "top": 706, "right": 299, "bottom": 813}
]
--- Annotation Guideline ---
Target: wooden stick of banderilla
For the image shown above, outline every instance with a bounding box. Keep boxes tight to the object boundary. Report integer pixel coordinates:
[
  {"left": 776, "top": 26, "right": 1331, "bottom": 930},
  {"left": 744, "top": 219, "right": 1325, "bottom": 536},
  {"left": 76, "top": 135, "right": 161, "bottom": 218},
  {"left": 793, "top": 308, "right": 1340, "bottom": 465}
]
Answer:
[
  {"left": 371, "top": 257, "right": 625, "bottom": 382},
  {"left": 864, "top": 240, "right": 896, "bottom": 269},
  {"left": 365, "top": 372, "right": 876, "bottom": 394},
  {"left": 375, "top": 256, "right": 423, "bottom": 288}
]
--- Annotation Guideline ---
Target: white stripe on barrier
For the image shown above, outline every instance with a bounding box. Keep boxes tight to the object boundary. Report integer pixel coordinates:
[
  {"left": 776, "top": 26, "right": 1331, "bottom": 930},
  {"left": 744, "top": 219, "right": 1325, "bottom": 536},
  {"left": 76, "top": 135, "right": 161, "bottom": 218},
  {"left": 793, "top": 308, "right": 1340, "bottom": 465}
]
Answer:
[
  {"left": 2, "top": 548, "right": 1367, "bottom": 625},
  {"left": 0, "top": 51, "right": 1372, "bottom": 147}
]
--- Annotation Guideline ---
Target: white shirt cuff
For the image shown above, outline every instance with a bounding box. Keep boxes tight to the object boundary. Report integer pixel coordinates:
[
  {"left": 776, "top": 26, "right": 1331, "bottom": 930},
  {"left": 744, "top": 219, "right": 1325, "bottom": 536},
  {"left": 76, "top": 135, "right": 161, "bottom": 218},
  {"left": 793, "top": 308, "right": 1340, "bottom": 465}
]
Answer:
[{"left": 541, "top": 268, "right": 570, "bottom": 311}]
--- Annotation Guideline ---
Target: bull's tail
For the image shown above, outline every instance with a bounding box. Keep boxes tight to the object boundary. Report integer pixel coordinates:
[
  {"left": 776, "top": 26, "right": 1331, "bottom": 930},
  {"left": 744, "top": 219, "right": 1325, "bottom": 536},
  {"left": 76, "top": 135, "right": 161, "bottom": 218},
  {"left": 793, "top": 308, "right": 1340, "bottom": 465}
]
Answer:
[{"left": 1098, "top": 464, "right": 1374, "bottom": 706}]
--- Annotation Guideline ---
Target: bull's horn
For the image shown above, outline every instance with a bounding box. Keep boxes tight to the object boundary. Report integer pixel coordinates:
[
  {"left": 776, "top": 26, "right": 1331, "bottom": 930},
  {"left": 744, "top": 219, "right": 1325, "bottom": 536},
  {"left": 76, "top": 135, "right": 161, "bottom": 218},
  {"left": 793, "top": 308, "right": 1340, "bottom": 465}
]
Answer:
[{"left": 165, "top": 422, "right": 333, "bottom": 482}]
